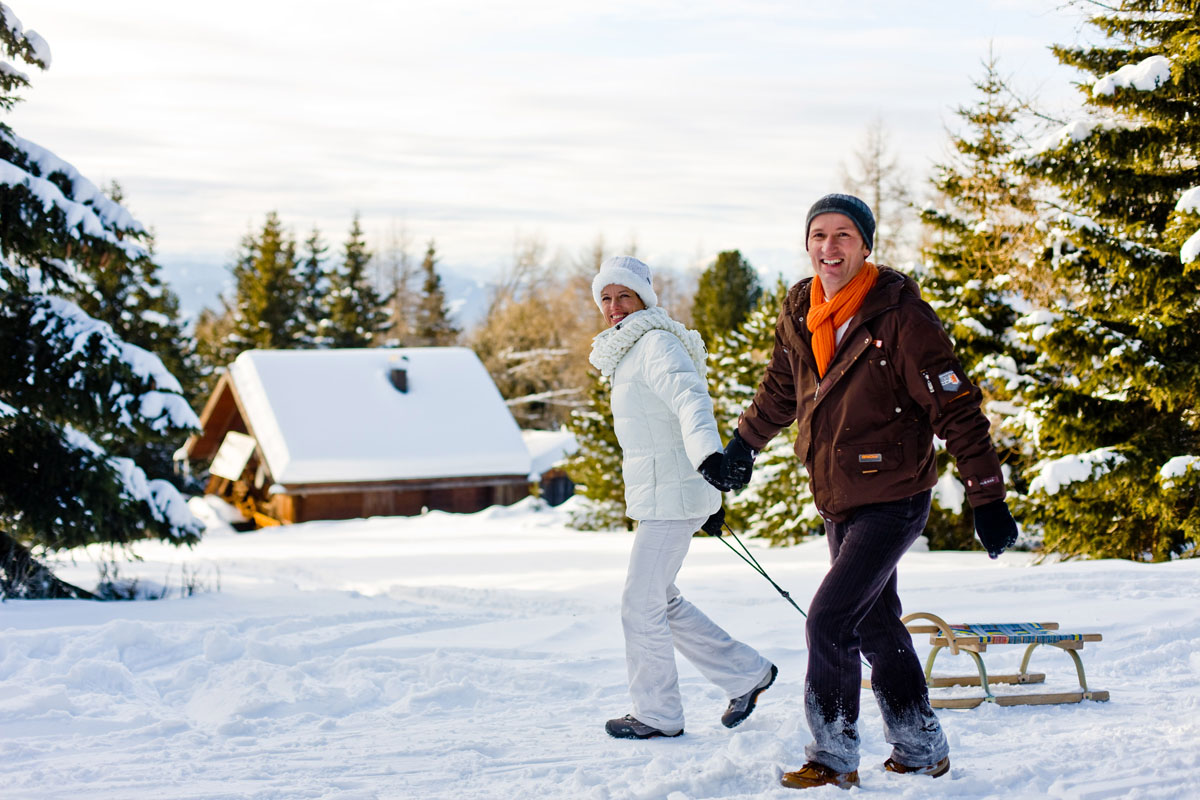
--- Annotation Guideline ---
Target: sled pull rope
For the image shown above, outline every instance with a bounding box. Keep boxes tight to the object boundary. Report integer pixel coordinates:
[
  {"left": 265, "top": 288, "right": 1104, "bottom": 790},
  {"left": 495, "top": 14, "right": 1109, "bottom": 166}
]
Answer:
[
  {"left": 717, "top": 520, "right": 807, "bottom": 618},
  {"left": 717, "top": 520, "right": 871, "bottom": 668}
]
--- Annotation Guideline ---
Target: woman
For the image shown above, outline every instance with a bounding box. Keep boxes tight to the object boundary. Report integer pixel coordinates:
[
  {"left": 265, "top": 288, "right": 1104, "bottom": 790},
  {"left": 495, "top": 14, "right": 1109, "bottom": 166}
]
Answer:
[{"left": 589, "top": 255, "right": 776, "bottom": 739}]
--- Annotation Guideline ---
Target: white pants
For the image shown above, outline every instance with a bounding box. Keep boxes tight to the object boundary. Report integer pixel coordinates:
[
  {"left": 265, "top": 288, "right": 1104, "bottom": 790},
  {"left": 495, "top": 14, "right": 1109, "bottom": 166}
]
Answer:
[{"left": 621, "top": 517, "right": 772, "bottom": 731}]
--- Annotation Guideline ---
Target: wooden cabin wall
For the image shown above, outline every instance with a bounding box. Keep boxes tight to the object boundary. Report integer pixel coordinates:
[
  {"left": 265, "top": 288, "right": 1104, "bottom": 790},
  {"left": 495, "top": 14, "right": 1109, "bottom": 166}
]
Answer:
[{"left": 274, "top": 480, "right": 530, "bottom": 523}]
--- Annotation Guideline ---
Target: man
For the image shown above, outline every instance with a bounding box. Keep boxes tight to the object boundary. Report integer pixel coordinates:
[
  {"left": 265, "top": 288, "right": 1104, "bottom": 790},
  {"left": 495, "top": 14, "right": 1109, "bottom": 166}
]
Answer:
[{"left": 714, "top": 193, "right": 1018, "bottom": 790}]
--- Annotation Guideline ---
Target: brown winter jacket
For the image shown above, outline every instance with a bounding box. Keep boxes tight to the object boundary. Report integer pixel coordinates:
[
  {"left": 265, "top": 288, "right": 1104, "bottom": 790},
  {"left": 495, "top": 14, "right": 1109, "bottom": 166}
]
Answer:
[{"left": 737, "top": 266, "right": 1005, "bottom": 522}]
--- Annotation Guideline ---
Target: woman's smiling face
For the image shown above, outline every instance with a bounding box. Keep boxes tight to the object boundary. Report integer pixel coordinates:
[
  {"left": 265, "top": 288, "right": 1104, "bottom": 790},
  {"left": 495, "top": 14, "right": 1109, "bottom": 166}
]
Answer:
[{"left": 600, "top": 283, "right": 646, "bottom": 326}]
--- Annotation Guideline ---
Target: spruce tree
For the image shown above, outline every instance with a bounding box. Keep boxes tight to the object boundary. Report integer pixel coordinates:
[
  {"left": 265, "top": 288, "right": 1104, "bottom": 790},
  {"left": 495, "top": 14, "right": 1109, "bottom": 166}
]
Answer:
[
  {"left": 564, "top": 371, "right": 632, "bottom": 530},
  {"left": 692, "top": 250, "right": 761, "bottom": 348},
  {"left": 325, "top": 214, "right": 391, "bottom": 348},
  {"left": 412, "top": 240, "right": 459, "bottom": 346},
  {"left": 296, "top": 225, "right": 331, "bottom": 347},
  {"left": 65, "top": 184, "right": 204, "bottom": 483},
  {"left": 0, "top": 6, "right": 203, "bottom": 598},
  {"left": 229, "top": 212, "right": 302, "bottom": 352},
  {"left": 918, "top": 52, "right": 1040, "bottom": 550},
  {"left": 709, "top": 281, "right": 821, "bottom": 545},
  {"left": 1016, "top": 0, "right": 1200, "bottom": 560}
]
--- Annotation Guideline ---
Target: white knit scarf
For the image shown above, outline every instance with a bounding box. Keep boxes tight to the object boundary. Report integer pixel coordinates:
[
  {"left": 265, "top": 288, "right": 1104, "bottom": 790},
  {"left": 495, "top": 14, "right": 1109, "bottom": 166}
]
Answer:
[{"left": 588, "top": 307, "right": 709, "bottom": 379}]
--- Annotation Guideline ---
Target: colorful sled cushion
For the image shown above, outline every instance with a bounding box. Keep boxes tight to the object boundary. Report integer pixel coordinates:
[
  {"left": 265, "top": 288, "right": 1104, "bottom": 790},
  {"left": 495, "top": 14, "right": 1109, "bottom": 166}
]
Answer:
[{"left": 949, "top": 623, "right": 1084, "bottom": 645}]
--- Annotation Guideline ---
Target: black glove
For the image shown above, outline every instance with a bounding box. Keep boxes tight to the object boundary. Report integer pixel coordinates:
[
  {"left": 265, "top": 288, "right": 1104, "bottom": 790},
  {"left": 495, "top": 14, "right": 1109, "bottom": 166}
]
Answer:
[
  {"left": 701, "top": 506, "right": 725, "bottom": 536},
  {"left": 974, "top": 499, "right": 1019, "bottom": 559},
  {"left": 722, "top": 431, "right": 757, "bottom": 489},
  {"left": 698, "top": 453, "right": 736, "bottom": 492}
]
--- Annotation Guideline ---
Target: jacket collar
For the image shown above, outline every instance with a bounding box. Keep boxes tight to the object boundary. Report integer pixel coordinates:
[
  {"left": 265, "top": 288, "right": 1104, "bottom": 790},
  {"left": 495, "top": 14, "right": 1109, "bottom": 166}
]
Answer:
[{"left": 793, "top": 265, "right": 913, "bottom": 323}]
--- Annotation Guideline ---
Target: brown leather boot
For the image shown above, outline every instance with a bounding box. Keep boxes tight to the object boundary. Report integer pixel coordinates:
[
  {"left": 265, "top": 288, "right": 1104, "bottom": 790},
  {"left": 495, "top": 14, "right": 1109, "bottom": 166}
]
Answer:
[
  {"left": 883, "top": 755, "right": 950, "bottom": 777},
  {"left": 780, "top": 761, "right": 861, "bottom": 790}
]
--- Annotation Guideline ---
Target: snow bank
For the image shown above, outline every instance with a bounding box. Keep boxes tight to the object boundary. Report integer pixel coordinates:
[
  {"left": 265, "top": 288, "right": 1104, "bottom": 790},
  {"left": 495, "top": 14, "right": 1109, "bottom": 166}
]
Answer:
[
  {"left": 1093, "top": 55, "right": 1172, "bottom": 96},
  {"left": 3, "top": 505, "right": 1198, "bottom": 799},
  {"left": 1029, "top": 447, "right": 1127, "bottom": 496}
]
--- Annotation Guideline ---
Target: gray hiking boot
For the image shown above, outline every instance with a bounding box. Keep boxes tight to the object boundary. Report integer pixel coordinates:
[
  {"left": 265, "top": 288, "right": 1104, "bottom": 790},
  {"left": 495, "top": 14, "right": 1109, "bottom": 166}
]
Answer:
[
  {"left": 721, "top": 663, "right": 777, "bottom": 728},
  {"left": 604, "top": 715, "right": 683, "bottom": 739}
]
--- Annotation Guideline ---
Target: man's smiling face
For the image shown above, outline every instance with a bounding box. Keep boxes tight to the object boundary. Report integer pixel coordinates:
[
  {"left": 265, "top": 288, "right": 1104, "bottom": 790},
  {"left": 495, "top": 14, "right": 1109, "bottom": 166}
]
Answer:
[{"left": 807, "top": 212, "right": 871, "bottom": 297}]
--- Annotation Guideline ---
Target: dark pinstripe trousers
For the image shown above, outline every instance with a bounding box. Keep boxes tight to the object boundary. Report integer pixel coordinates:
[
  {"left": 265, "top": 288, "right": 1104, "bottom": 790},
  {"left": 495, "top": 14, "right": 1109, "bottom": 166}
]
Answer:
[{"left": 803, "top": 490, "right": 948, "bottom": 773}]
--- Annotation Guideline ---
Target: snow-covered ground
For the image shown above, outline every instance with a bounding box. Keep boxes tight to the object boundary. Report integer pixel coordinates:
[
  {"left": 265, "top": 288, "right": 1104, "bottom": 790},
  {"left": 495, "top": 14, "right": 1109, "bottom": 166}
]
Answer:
[{"left": 2, "top": 497, "right": 1198, "bottom": 800}]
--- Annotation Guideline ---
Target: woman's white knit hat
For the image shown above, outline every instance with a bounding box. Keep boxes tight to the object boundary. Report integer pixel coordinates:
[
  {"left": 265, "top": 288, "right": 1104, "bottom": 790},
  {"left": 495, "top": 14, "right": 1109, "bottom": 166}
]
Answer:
[{"left": 592, "top": 255, "right": 658, "bottom": 310}]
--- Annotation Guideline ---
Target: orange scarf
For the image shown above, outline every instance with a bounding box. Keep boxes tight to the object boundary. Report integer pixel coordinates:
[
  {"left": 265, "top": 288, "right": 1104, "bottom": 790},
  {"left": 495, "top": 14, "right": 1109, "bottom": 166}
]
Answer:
[{"left": 807, "top": 262, "right": 878, "bottom": 378}]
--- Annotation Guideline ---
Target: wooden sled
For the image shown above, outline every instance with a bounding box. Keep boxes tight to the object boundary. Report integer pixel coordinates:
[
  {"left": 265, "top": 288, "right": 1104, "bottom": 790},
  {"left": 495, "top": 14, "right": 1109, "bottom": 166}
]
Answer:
[{"left": 862, "top": 612, "right": 1110, "bottom": 709}]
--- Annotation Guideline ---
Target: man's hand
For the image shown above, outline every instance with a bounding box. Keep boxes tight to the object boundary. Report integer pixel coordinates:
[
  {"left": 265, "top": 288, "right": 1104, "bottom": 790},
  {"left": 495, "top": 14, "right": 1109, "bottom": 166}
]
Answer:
[
  {"left": 722, "top": 431, "right": 757, "bottom": 489},
  {"left": 974, "top": 499, "right": 1019, "bottom": 559},
  {"left": 699, "top": 453, "right": 735, "bottom": 492},
  {"left": 701, "top": 506, "right": 725, "bottom": 536}
]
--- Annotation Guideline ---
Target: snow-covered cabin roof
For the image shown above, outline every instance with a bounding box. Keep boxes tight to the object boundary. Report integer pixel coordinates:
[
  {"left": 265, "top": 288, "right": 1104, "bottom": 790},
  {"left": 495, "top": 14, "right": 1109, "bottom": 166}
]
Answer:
[{"left": 223, "top": 348, "right": 531, "bottom": 485}]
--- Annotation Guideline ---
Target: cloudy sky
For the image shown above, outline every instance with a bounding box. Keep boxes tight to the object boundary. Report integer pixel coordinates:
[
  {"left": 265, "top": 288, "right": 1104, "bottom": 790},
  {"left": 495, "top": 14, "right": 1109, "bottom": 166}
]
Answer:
[{"left": 9, "top": 1, "right": 1092, "bottom": 285}]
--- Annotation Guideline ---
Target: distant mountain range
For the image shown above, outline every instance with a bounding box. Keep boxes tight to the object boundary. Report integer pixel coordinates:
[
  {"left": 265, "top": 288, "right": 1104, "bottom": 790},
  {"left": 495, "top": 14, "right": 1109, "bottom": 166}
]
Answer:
[{"left": 158, "top": 257, "right": 492, "bottom": 332}]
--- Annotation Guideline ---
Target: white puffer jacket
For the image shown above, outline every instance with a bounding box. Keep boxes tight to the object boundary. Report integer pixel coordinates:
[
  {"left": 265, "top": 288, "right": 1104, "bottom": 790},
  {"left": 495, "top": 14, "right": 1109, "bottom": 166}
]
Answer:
[{"left": 590, "top": 308, "right": 722, "bottom": 521}]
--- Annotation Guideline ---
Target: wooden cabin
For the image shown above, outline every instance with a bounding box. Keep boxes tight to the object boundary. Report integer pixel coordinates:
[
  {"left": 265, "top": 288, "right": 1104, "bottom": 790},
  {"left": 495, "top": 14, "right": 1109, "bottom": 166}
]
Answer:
[{"left": 183, "top": 348, "right": 532, "bottom": 527}]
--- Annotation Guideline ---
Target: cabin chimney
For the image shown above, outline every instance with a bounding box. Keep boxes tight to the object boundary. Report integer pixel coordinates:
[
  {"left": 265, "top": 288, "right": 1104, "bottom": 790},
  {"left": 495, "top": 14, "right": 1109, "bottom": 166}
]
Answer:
[{"left": 388, "top": 356, "right": 410, "bottom": 393}]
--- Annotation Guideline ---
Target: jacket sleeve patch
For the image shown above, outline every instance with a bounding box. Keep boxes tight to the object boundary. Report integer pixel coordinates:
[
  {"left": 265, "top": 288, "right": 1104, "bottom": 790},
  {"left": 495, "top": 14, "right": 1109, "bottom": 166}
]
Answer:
[
  {"left": 966, "top": 474, "right": 1002, "bottom": 489},
  {"left": 938, "top": 369, "right": 962, "bottom": 392}
]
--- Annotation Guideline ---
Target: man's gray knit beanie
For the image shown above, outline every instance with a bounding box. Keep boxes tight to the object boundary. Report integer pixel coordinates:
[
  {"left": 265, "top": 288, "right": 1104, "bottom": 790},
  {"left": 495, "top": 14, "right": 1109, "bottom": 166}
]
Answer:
[{"left": 805, "top": 193, "right": 875, "bottom": 252}]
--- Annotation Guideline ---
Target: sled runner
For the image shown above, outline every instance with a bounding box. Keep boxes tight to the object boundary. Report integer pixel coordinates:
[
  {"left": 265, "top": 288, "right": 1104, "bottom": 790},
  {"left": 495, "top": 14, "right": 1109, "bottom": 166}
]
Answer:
[{"left": 863, "top": 611, "right": 1110, "bottom": 709}]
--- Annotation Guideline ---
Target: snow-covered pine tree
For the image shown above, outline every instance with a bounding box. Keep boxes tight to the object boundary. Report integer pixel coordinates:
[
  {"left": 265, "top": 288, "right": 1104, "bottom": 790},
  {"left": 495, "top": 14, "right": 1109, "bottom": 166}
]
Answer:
[
  {"left": 564, "top": 370, "right": 632, "bottom": 531},
  {"left": 918, "top": 51, "right": 1040, "bottom": 550},
  {"left": 325, "top": 214, "right": 392, "bottom": 348},
  {"left": 411, "top": 240, "right": 459, "bottom": 346},
  {"left": 229, "top": 211, "right": 303, "bottom": 353},
  {"left": 0, "top": 5, "right": 203, "bottom": 598},
  {"left": 65, "top": 183, "right": 204, "bottom": 483},
  {"left": 691, "top": 250, "right": 761, "bottom": 349},
  {"left": 1016, "top": 0, "right": 1199, "bottom": 561},
  {"left": 296, "top": 224, "right": 331, "bottom": 348},
  {"left": 708, "top": 281, "right": 821, "bottom": 545}
]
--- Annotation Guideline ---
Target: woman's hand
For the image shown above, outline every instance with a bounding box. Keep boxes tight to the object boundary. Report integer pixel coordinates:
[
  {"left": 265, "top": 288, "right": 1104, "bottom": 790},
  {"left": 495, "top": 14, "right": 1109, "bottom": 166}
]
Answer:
[{"left": 701, "top": 506, "right": 725, "bottom": 536}]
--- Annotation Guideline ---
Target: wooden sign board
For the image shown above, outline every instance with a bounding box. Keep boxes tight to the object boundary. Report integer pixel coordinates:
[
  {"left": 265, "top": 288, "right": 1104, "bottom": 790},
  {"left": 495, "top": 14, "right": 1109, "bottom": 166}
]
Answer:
[{"left": 209, "top": 431, "right": 257, "bottom": 481}]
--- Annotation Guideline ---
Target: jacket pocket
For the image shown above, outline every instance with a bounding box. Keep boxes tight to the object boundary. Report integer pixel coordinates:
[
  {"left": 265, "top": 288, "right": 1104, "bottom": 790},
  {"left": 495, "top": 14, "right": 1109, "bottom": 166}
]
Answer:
[
  {"left": 867, "top": 354, "right": 903, "bottom": 420},
  {"left": 835, "top": 441, "right": 904, "bottom": 475}
]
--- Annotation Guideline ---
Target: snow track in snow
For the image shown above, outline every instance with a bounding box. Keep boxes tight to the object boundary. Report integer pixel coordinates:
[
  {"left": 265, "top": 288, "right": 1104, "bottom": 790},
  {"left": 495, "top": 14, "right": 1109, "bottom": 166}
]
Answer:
[{"left": 2, "top": 499, "right": 1198, "bottom": 799}]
